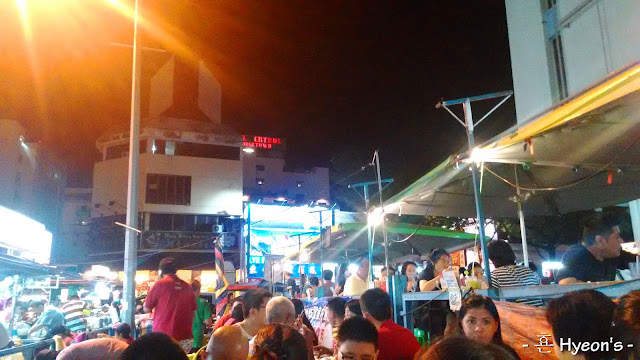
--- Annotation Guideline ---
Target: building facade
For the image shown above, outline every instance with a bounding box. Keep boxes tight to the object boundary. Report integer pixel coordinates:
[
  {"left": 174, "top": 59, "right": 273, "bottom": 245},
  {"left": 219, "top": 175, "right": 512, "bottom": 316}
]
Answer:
[
  {"left": 88, "top": 117, "right": 244, "bottom": 269},
  {"left": 0, "top": 119, "right": 65, "bottom": 263},
  {"left": 505, "top": 0, "right": 640, "bottom": 123},
  {"left": 241, "top": 135, "right": 330, "bottom": 206}
]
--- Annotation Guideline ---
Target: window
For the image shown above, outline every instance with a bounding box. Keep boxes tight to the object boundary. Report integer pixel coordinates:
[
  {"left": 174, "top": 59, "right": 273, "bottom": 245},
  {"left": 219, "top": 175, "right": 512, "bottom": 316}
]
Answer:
[
  {"left": 105, "top": 140, "right": 147, "bottom": 160},
  {"left": 256, "top": 164, "right": 265, "bottom": 171},
  {"left": 542, "top": 0, "right": 568, "bottom": 101},
  {"left": 257, "top": 178, "right": 264, "bottom": 186},
  {"left": 174, "top": 142, "right": 240, "bottom": 160},
  {"left": 146, "top": 174, "right": 191, "bottom": 205},
  {"left": 148, "top": 213, "right": 218, "bottom": 231}
]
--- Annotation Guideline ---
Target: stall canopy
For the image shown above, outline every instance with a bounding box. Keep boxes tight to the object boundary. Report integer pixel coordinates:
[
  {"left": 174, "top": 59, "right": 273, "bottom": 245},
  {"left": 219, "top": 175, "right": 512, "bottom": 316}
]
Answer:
[
  {"left": 290, "top": 222, "right": 482, "bottom": 263},
  {"left": 384, "top": 61, "right": 640, "bottom": 218},
  {"left": 0, "top": 253, "right": 56, "bottom": 278}
]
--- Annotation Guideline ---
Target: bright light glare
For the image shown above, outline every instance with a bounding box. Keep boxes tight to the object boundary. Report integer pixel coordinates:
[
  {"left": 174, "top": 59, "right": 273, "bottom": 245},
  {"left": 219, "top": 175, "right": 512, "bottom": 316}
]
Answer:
[
  {"left": 541, "top": 261, "right": 563, "bottom": 270},
  {"left": 468, "top": 147, "right": 496, "bottom": 164},
  {"left": 276, "top": 197, "right": 286, "bottom": 202},
  {"left": 367, "top": 208, "right": 384, "bottom": 227},
  {"left": 299, "top": 250, "right": 310, "bottom": 262},
  {"left": 347, "top": 264, "right": 358, "bottom": 275},
  {"left": 243, "top": 147, "right": 255, "bottom": 153},
  {"left": 242, "top": 195, "right": 250, "bottom": 202}
]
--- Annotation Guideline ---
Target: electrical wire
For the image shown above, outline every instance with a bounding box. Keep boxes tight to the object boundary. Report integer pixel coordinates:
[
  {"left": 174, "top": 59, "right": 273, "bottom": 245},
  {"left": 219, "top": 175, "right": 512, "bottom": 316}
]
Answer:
[
  {"left": 70, "top": 236, "right": 217, "bottom": 266},
  {"left": 390, "top": 162, "right": 448, "bottom": 243},
  {"left": 484, "top": 135, "right": 640, "bottom": 192}
]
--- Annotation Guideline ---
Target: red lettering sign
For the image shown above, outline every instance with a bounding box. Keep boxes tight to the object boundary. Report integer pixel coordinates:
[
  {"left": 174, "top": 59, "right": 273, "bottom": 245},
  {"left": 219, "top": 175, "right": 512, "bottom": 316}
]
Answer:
[{"left": 242, "top": 135, "right": 283, "bottom": 150}]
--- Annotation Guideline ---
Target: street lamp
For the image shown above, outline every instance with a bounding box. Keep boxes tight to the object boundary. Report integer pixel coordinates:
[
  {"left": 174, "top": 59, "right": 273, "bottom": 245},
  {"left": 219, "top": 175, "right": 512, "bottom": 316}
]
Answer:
[{"left": 121, "top": 0, "right": 141, "bottom": 329}]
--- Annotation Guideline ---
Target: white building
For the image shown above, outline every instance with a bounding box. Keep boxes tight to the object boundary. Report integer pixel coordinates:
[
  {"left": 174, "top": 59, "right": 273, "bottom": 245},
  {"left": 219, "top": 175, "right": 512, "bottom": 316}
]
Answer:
[
  {"left": 89, "top": 117, "right": 244, "bottom": 264},
  {"left": 505, "top": 0, "right": 640, "bottom": 123},
  {"left": 241, "top": 135, "right": 330, "bottom": 206},
  {"left": 505, "top": 0, "right": 640, "bottom": 242}
]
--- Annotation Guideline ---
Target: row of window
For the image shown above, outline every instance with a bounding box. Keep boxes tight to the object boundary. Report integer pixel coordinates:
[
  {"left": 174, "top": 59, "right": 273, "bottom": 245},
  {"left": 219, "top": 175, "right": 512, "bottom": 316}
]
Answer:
[
  {"left": 144, "top": 173, "right": 309, "bottom": 206},
  {"left": 105, "top": 139, "right": 240, "bottom": 161}
]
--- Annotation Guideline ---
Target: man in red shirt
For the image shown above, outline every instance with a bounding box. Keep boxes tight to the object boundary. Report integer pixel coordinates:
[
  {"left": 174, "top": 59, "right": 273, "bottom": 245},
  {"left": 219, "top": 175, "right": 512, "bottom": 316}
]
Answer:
[
  {"left": 144, "top": 257, "right": 197, "bottom": 352},
  {"left": 360, "top": 288, "right": 421, "bottom": 360}
]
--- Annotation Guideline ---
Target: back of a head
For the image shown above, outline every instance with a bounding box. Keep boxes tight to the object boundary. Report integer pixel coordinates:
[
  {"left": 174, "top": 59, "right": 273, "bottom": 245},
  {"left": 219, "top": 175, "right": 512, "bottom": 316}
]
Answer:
[
  {"left": 212, "top": 326, "right": 249, "bottom": 360},
  {"left": 244, "top": 288, "right": 273, "bottom": 318},
  {"left": 323, "top": 269, "right": 333, "bottom": 281},
  {"left": 191, "top": 280, "right": 201, "bottom": 292},
  {"left": 310, "top": 276, "right": 320, "bottom": 287},
  {"left": 120, "top": 332, "right": 187, "bottom": 360},
  {"left": 359, "top": 288, "right": 391, "bottom": 322},
  {"left": 327, "top": 297, "right": 347, "bottom": 319},
  {"left": 613, "top": 290, "right": 640, "bottom": 360},
  {"left": 546, "top": 289, "right": 615, "bottom": 360},
  {"left": 265, "top": 296, "right": 295, "bottom": 325},
  {"left": 252, "top": 324, "right": 308, "bottom": 360},
  {"left": 114, "top": 322, "right": 132, "bottom": 338},
  {"left": 582, "top": 213, "right": 619, "bottom": 246},
  {"left": 230, "top": 302, "right": 245, "bottom": 322},
  {"left": 345, "top": 299, "right": 363, "bottom": 317},
  {"left": 337, "top": 316, "right": 378, "bottom": 348},
  {"left": 487, "top": 240, "right": 516, "bottom": 268},
  {"left": 291, "top": 298, "right": 304, "bottom": 317},
  {"left": 158, "top": 257, "right": 178, "bottom": 276},
  {"left": 417, "top": 336, "right": 518, "bottom": 360}
]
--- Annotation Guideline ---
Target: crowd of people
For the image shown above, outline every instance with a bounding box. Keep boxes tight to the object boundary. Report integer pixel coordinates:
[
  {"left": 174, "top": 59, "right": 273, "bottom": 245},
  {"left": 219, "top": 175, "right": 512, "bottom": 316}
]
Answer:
[{"left": 15, "top": 212, "right": 638, "bottom": 359}]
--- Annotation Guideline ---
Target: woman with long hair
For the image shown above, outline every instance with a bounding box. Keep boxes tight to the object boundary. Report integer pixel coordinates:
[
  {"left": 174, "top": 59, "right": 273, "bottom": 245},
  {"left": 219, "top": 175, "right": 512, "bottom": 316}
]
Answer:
[
  {"left": 401, "top": 261, "right": 418, "bottom": 292},
  {"left": 458, "top": 295, "right": 519, "bottom": 358},
  {"left": 251, "top": 324, "right": 311, "bottom": 360},
  {"left": 290, "top": 299, "right": 318, "bottom": 346},
  {"left": 418, "top": 249, "right": 450, "bottom": 292},
  {"left": 335, "top": 263, "right": 350, "bottom": 295}
]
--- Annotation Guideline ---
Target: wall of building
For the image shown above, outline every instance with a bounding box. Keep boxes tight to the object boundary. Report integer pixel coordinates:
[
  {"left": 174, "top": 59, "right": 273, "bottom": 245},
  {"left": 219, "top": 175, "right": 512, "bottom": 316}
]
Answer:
[
  {"left": 0, "top": 119, "right": 65, "bottom": 245},
  {"left": 504, "top": 0, "right": 554, "bottom": 123},
  {"left": 505, "top": 0, "right": 640, "bottom": 122},
  {"left": 56, "top": 188, "right": 92, "bottom": 264},
  {"left": 242, "top": 155, "right": 330, "bottom": 204},
  {"left": 92, "top": 153, "right": 243, "bottom": 217}
]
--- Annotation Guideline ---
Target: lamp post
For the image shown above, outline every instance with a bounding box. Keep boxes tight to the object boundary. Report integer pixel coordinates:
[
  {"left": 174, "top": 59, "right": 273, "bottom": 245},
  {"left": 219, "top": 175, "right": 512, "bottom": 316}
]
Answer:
[{"left": 121, "top": 0, "right": 141, "bottom": 329}]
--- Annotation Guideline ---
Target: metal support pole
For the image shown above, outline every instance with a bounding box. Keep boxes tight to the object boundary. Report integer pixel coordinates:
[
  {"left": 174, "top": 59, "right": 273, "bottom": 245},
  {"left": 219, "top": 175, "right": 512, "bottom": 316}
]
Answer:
[
  {"left": 629, "top": 199, "right": 640, "bottom": 264},
  {"left": 463, "top": 99, "right": 492, "bottom": 286},
  {"left": 514, "top": 165, "right": 529, "bottom": 267},
  {"left": 363, "top": 186, "right": 374, "bottom": 281},
  {"left": 374, "top": 151, "right": 389, "bottom": 273},
  {"left": 122, "top": 0, "right": 141, "bottom": 329},
  {"left": 319, "top": 211, "right": 324, "bottom": 272},
  {"left": 244, "top": 203, "right": 251, "bottom": 282}
]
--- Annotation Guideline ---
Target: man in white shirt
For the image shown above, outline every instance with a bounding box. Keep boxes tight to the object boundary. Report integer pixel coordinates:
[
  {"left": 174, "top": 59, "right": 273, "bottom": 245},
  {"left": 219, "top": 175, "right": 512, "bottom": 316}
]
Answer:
[{"left": 342, "top": 256, "right": 370, "bottom": 296}]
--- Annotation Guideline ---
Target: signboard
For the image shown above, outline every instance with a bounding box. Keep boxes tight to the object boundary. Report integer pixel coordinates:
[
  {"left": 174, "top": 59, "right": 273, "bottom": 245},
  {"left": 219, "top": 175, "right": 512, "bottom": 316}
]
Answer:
[
  {"left": 140, "top": 231, "right": 217, "bottom": 251},
  {"left": 242, "top": 135, "right": 285, "bottom": 150},
  {"left": 248, "top": 263, "right": 265, "bottom": 278},
  {"left": 293, "top": 263, "right": 322, "bottom": 278},
  {"left": 0, "top": 205, "right": 52, "bottom": 264}
]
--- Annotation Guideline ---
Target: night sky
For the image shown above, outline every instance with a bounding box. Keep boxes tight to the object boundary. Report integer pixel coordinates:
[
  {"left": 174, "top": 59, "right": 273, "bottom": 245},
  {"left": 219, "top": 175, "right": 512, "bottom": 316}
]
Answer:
[{"left": 1, "top": 1, "right": 515, "bottom": 209}]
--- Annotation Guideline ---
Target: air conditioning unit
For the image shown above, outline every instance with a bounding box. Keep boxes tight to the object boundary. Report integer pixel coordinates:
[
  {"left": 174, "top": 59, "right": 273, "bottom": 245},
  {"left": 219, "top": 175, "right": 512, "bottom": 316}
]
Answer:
[{"left": 213, "top": 225, "right": 223, "bottom": 233}]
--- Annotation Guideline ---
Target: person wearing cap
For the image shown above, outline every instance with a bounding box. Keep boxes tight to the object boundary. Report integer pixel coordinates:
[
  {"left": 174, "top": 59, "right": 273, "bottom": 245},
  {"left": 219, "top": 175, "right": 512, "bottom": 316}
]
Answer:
[
  {"left": 113, "top": 322, "right": 134, "bottom": 345},
  {"left": 143, "top": 257, "right": 197, "bottom": 352}
]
